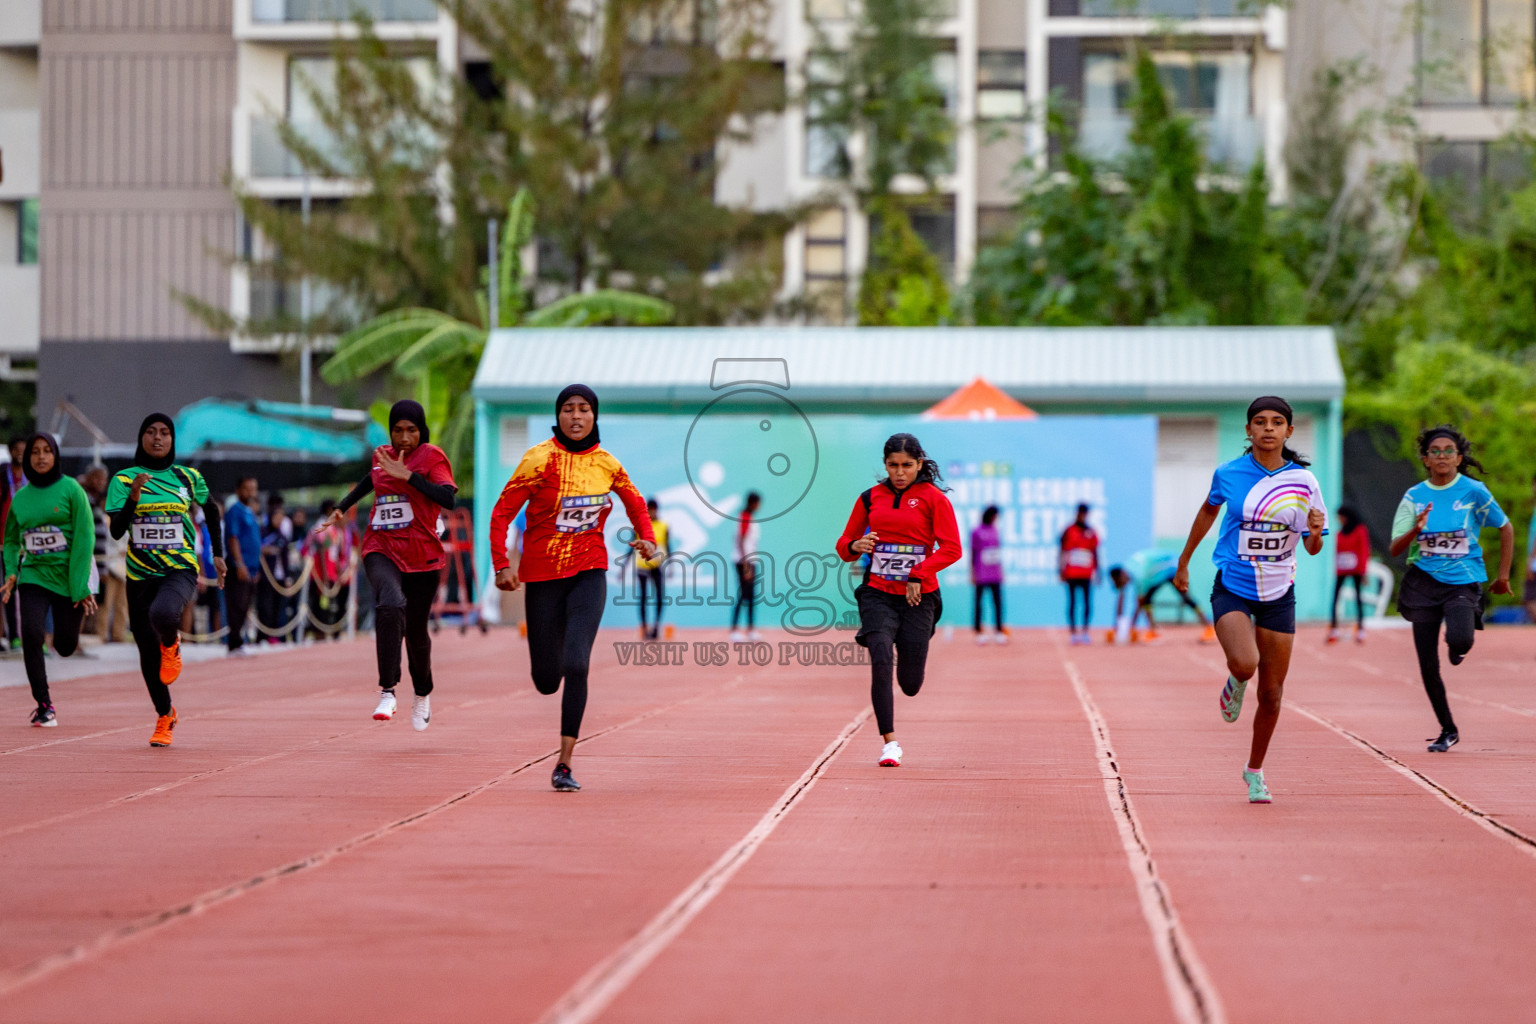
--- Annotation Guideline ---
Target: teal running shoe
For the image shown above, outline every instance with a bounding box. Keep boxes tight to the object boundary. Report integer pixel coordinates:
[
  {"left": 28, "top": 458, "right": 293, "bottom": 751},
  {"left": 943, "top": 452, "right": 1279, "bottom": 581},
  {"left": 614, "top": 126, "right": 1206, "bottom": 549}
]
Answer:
[
  {"left": 1243, "top": 768, "right": 1271, "bottom": 804},
  {"left": 1219, "top": 674, "right": 1247, "bottom": 723}
]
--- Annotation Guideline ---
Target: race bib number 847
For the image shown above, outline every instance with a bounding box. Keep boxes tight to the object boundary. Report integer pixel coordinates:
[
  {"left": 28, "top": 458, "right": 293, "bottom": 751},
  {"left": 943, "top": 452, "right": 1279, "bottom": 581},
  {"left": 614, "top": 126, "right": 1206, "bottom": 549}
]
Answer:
[{"left": 1419, "top": 530, "right": 1470, "bottom": 558}]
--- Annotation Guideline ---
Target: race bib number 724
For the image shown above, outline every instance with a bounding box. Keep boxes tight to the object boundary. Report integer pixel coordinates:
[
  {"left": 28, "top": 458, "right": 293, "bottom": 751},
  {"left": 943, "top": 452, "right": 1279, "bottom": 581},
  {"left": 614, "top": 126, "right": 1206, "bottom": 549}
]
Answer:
[
  {"left": 872, "top": 543, "right": 925, "bottom": 582},
  {"left": 1238, "top": 521, "right": 1297, "bottom": 563}
]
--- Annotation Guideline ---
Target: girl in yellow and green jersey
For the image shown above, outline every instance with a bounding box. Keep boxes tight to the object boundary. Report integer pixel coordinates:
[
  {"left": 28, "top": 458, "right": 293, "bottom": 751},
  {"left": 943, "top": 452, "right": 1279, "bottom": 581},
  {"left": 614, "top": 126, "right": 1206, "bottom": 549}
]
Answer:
[
  {"left": 0, "top": 433, "right": 97, "bottom": 727},
  {"left": 105, "top": 414, "right": 227, "bottom": 747}
]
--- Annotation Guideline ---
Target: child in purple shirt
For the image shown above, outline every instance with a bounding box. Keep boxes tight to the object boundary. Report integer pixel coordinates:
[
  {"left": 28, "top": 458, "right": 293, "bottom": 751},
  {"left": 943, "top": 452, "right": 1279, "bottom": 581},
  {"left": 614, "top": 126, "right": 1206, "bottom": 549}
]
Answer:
[{"left": 971, "top": 505, "right": 1005, "bottom": 644}]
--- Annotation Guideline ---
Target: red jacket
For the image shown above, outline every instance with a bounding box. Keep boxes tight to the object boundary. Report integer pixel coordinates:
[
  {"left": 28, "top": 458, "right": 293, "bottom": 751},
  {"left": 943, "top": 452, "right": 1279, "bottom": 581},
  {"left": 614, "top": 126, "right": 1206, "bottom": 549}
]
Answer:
[
  {"left": 1058, "top": 523, "right": 1099, "bottom": 581},
  {"left": 836, "top": 480, "right": 962, "bottom": 596},
  {"left": 1335, "top": 524, "right": 1371, "bottom": 576}
]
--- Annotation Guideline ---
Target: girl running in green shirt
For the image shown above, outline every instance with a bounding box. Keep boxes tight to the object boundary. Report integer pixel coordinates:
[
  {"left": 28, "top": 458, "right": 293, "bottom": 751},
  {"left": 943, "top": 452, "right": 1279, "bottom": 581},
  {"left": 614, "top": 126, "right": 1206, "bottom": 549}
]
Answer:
[{"left": 0, "top": 433, "right": 97, "bottom": 727}]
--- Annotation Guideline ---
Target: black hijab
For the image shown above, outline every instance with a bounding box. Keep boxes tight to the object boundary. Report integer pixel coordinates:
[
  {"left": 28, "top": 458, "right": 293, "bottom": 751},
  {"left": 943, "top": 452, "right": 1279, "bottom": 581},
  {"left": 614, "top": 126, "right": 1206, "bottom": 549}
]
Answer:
[
  {"left": 133, "top": 413, "right": 176, "bottom": 472},
  {"left": 388, "top": 399, "right": 430, "bottom": 446},
  {"left": 21, "top": 432, "right": 63, "bottom": 488},
  {"left": 552, "top": 384, "right": 600, "bottom": 453}
]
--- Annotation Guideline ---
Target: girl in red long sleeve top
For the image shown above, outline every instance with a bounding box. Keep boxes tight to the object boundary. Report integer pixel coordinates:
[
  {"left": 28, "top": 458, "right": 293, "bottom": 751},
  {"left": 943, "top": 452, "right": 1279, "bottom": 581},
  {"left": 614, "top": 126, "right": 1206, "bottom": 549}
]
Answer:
[
  {"left": 488, "top": 384, "right": 655, "bottom": 792},
  {"left": 835, "top": 432, "right": 962, "bottom": 767}
]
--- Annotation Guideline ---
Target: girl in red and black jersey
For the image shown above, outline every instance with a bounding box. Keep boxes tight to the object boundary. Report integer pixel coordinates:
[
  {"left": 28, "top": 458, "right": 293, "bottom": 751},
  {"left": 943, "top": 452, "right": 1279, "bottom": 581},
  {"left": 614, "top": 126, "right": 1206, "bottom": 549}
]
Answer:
[
  {"left": 1059, "top": 503, "right": 1100, "bottom": 645},
  {"left": 320, "top": 400, "right": 456, "bottom": 732},
  {"left": 1328, "top": 506, "right": 1371, "bottom": 645},
  {"left": 836, "top": 433, "right": 962, "bottom": 768}
]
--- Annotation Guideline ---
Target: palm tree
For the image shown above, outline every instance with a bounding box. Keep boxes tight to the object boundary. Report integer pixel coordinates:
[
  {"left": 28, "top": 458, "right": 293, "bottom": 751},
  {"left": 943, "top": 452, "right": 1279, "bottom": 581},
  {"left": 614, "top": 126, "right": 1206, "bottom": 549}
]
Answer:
[{"left": 320, "top": 188, "right": 673, "bottom": 470}]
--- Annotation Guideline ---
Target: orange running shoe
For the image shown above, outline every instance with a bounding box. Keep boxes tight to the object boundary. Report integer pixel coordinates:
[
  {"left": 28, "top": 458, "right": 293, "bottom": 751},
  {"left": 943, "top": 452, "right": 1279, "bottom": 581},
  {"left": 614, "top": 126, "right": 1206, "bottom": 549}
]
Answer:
[
  {"left": 150, "top": 707, "right": 177, "bottom": 747},
  {"left": 159, "top": 640, "right": 182, "bottom": 685},
  {"left": 1200, "top": 625, "right": 1217, "bottom": 644}
]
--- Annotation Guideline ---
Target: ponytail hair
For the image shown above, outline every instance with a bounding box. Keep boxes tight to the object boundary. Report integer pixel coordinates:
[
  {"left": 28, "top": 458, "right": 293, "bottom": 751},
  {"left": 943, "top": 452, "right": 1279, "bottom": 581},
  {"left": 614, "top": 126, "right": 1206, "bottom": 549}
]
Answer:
[
  {"left": 1243, "top": 395, "right": 1311, "bottom": 468},
  {"left": 1416, "top": 424, "right": 1485, "bottom": 478},
  {"left": 881, "top": 432, "right": 949, "bottom": 491}
]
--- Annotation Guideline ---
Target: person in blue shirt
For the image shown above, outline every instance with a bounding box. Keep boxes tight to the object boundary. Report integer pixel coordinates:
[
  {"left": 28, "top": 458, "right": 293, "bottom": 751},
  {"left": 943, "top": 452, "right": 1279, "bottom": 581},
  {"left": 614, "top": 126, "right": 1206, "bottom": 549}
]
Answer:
[
  {"left": 1107, "top": 549, "right": 1213, "bottom": 642},
  {"left": 223, "top": 476, "right": 263, "bottom": 656},
  {"left": 1389, "top": 425, "right": 1514, "bottom": 753},
  {"left": 1174, "top": 396, "right": 1327, "bottom": 805}
]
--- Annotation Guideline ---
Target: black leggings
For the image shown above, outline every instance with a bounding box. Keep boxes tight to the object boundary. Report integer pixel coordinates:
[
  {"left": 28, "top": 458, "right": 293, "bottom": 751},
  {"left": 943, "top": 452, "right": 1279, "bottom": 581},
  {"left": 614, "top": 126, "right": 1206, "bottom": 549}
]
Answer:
[
  {"left": 1066, "top": 579, "right": 1092, "bottom": 630},
  {"left": 525, "top": 568, "right": 606, "bottom": 738},
  {"left": 364, "top": 553, "right": 439, "bottom": 696},
  {"left": 1411, "top": 607, "right": 1475, "bottom": 733},
  {"left": 858, "top": 587, "right": 938, "bottom": 736},
  {"left": 1331, "top": 574, "right": 1365, "bottom": 629},
  {"left": 127, "top": 571, "right": 197, "bottom": 716},
  {"left": 638, "top": 568, "right": 663, "bottom": 631},
  {"left": 19, "top": 583, "right": 85, "bottom": 708},
  {"left": 973, "top": 582, "right": 1002, "bottom": 631},
  {"left": 730, "top": 561, "right": 755, "bottom": 629}
]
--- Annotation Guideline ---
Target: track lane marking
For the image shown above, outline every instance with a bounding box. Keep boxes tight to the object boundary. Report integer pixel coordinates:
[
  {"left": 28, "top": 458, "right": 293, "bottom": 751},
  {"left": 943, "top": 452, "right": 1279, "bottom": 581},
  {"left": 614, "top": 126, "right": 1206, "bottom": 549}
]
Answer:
[
  {"left": 535, "top": 708, "right": 872, "bottom": 1024},
  {"left": 0, "top": 677, "right": 744, "bottom": 998},
  {"left": 1062, "top": 652, "right": 1227, "bottom": 1024}
]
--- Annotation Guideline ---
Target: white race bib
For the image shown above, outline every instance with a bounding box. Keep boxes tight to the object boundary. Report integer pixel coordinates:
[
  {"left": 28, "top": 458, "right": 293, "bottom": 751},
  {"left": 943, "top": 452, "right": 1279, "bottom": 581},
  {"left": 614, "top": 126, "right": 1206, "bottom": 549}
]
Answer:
[
  {"left": 1336, "top": 551, "right": 1359, "bottom": 573},
  {"left": 980, "top": 547, "right": 1001, "bottom": 566},
  {"left": 1420, "top": 530, "right": 1470, "bottom": 558},
  {"left": 1238, "top": 521, "right": 1297, "bottom": 563},
  {"left": 131, "top": 515, "right": 185, "bottom": 551},
  {"left": 557, "top": 495, "right": 609, "bottom": 534},
  {"left": 872, "top": 543, "right": 925, "bottom": 582},
  {"left": 22, "top": 526, "right": 67, "bottom": 555},
  {"left": 1065, "top": 548, "right": 1095, "bottom": 568},
  {"left": 371, "top": 494, "right": 415, "bottom": 531}
]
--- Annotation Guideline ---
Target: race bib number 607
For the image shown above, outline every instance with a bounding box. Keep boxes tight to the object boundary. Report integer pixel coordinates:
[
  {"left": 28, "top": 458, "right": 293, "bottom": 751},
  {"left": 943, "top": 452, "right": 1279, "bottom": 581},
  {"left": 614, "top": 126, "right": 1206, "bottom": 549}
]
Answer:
[
  {"left": 1238, "top": 521, "right": 1297, "bottom": 563},
  {"left": 557, "top": 495, "right": 609, "bottom": 534}
]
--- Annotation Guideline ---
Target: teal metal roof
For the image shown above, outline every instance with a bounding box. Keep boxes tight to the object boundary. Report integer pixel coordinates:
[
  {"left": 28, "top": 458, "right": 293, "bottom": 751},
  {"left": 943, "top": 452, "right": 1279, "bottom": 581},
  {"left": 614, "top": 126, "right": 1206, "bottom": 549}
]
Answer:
[{"left": 472, "top": 326, "right": 1344, "bottom": 406}]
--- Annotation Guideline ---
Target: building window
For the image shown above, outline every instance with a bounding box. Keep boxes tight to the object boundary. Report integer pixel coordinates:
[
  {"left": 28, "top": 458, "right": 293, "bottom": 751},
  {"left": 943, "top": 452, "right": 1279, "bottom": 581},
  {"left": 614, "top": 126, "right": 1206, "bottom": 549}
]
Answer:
[
  {"left": 17, "top": 200, "right": 38, "bottom": 266},
  {"left": 978, "top": 52, "right": 1027, "bottom": 121},
  {"left": 804, "top": 207, "right": 848, "bottom": 322},
  {"left": 1419, "top": 0, "right": 1536, "bottom": 106},
  {"left": 804, "top": 55, "right": 847, "bottom": 178},
  {"left": 909, "top": 202, "right": 957, "bottom": 278},
  {"left": 1421, "top": 139, "right": 1535, "bottom": 194},
  {"left": 1080, "top": 50, "right": 1257, "bottom": 167},
  {"left": 1076, "top": 0, "right": 1240, "bottom": 15}
]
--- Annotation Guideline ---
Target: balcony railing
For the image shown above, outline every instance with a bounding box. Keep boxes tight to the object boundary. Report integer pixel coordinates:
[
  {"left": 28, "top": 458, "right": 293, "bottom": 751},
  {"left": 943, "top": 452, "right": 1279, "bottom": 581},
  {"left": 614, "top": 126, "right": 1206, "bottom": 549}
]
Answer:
[
  {"left": 1075, "top": 0, "right": 1244, "bottom": 15},
  {"left": 249, "top": 116, "right": 350, "bottom": 179},
  {"left": 248, "top": 274, "right": 365, "bottom": 329},
  {"left": 251, "top": 0, "right": 439, "bottom": 23},
  {"left": 1078, "top": 112, "right": 1260, "bottom": 170}
]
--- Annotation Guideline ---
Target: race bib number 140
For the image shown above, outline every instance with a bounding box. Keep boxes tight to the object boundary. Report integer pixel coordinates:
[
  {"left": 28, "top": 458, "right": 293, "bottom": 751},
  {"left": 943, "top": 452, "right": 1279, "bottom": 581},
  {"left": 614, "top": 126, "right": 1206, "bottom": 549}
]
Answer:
[{"left": 557, "top": 495, "right": 609, "bottom": 534}]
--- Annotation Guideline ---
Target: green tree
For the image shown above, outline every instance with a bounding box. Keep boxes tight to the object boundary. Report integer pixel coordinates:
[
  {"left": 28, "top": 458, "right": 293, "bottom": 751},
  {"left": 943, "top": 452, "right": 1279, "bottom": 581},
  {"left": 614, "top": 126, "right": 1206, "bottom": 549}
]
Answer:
[
  {"left": 318, "top": 189, "right": 672, "bottom": 473},
  {"left": 857, "top": 199, "right": 951, "bottom": 325},
  {"left": 196, "top": 0, "right": 785, "bottom": 343},
  {"left": 969, "top": 49, "right": 1307, "bottom": 327}
]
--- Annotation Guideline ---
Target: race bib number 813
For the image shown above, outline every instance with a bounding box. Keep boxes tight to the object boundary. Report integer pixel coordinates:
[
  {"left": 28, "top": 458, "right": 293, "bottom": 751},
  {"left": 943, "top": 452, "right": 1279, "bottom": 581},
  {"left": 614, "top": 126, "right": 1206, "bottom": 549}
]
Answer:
[{"left": 371, "top": 494, "right": 414, "bottom": 531}]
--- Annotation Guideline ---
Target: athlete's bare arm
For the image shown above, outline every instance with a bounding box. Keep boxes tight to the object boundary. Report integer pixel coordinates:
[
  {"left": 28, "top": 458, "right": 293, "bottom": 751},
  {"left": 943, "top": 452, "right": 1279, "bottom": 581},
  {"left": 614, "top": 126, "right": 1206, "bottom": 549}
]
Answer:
[{"left": 1173, "top": 502, "right": 1220, "bottom": 594}]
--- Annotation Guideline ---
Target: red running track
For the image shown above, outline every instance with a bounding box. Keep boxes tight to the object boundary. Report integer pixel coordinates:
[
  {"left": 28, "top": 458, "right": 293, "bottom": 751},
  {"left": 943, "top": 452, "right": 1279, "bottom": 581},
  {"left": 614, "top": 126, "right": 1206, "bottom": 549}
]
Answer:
[{"left": 1, "top": 624, "right": 1534, "bottom": 1023}]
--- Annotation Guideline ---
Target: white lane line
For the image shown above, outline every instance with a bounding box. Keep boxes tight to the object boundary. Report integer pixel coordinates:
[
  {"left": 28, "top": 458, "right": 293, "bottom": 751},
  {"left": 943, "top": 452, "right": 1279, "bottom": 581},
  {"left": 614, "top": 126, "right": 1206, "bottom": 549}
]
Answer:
[
  {"left": 536, "top": 708, "right": 872, "bottom": 1024},
  {"left": 1286, "top": 700, "right": 1536, "bottom": 860},
  {"left": 1063, "top": 657, "right": 1227, "bottom": 1024},
  {"left": 0, "top": 679, "right": 743, "bottom": 999}
]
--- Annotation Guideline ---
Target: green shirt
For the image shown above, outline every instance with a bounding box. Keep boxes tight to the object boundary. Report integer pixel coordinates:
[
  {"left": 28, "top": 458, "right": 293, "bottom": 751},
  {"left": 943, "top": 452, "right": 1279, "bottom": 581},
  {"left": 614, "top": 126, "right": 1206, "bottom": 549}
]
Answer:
[
  {"left": 104, "top": 464, "right": 209, "bottom": 581},
  {"left": 2, "top": 477, "right": 97, "bottom": 602}
]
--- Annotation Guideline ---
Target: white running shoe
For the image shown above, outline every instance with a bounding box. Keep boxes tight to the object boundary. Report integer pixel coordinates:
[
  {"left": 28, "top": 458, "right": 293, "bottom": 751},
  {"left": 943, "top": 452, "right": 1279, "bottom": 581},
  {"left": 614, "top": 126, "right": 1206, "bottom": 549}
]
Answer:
[
  {"left": 878, "top": 741, "right": 902, "bottom": 767},
  {"left": 747, "top": 630, "right": 763, "bottom": 641},
  {"left": 372, "top": 690, "right": 397, "bottom": 721},
  {"left": 995, "top": 630, "right": 1009, "bottom": 646},
  {"left": 412, "top": 695, "right": 431, "bottom": 731},
  {"left": 728, "top": 630, "right": 746, "bottom": 643},
  {"left": 974, "top": 632, "right": 990, "bottom": 645}
]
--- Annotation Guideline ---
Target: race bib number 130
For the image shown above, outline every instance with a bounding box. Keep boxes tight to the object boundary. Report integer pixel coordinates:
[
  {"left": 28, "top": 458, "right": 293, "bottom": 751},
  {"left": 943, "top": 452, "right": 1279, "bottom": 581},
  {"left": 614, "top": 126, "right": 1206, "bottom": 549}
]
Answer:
[
  {"left": 22, "top": 526, "right": 67, "bottom": 555},
  {"left": 871, "top": 543, "right": 925, "bottom": 582},
  {"left": 1238, "top": 521, "right": 1297, "bottom": 563},
  {"left": 557, "top": 495, "right": 609, "bottom": 533}
]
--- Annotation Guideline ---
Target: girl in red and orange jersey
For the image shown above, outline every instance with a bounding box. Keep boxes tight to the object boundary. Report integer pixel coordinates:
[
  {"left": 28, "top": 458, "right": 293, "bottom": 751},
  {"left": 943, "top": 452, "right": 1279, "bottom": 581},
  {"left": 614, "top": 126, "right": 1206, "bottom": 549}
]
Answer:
[
  {"left": 490, "top": 384, "right": 656, "bottom": 792},
  {"left": 321, "top": 400, "right": 456, "bottom": 732},
  {"left": 836, "top": 432, "right": 962, "bottom": 768}
]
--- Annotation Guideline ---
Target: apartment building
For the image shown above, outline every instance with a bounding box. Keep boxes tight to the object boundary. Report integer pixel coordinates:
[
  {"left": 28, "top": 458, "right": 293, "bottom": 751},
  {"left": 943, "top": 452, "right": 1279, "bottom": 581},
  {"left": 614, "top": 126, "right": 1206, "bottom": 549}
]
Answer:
[{"left": 0, "top": 0, "right": 40, "bottom": 381}]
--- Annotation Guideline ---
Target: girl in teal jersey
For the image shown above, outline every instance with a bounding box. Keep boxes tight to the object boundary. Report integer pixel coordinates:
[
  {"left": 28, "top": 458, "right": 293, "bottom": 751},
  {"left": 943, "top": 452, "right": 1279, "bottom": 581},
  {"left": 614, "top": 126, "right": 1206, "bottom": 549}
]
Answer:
[
  {"left": 0, "top": 434, "right": 97, "bottom": 726},
  {"left": 1389, "top": 425, "right": 1514, "bottom": 753}
]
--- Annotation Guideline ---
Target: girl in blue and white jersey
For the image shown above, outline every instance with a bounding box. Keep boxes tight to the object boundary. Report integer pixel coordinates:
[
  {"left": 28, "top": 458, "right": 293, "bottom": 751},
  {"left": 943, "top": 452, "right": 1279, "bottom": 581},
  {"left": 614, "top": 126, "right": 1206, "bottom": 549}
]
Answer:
[
  {"left": 1174, "top": 396, "right": 1328, "bottom": 804},
  {"left": 1389, "top": 425, "right": 1514, "bottom": 753}
]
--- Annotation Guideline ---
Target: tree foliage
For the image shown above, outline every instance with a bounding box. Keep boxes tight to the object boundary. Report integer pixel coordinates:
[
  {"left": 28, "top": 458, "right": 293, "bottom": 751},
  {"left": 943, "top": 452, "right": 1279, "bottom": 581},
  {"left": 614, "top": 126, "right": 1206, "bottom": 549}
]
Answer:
[{"left": 857, "top": 200, "right": 951, "bottom": 325}]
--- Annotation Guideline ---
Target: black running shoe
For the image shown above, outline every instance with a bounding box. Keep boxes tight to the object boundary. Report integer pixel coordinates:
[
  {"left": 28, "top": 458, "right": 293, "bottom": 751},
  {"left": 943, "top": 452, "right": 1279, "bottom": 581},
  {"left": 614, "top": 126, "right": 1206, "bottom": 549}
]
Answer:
[
  {"left": 29, "top": 705, "right": 56, "bottom": 728},
  {"left": 551, "top": 762, "right": 581, "bottom": 792},
  {"left": 1427, "top": 730, "right": 1459, "bottom": 752}
]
